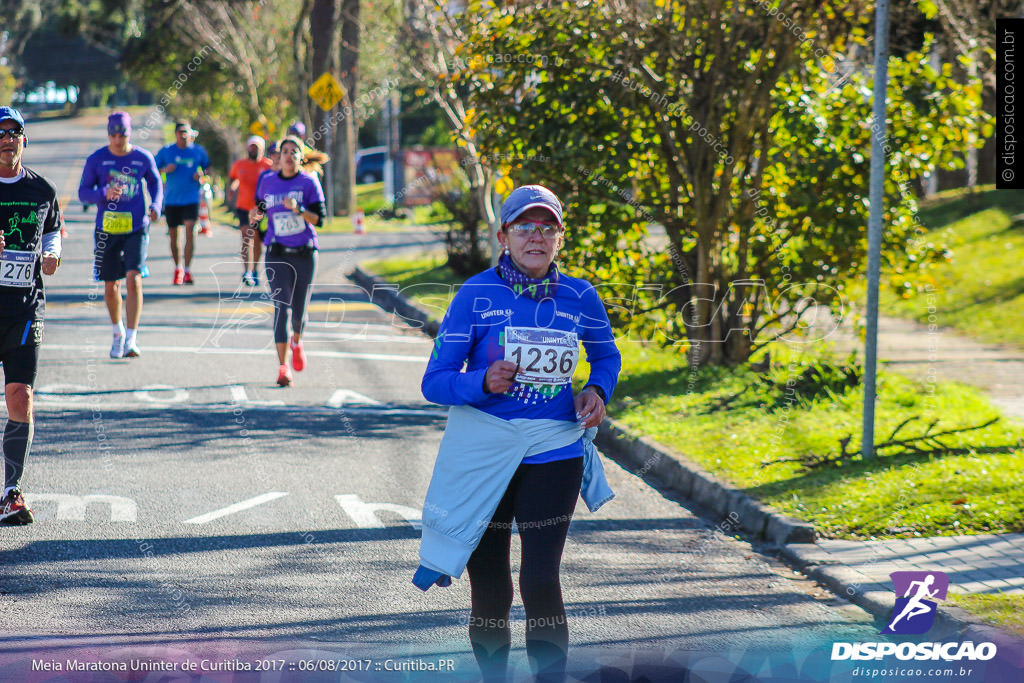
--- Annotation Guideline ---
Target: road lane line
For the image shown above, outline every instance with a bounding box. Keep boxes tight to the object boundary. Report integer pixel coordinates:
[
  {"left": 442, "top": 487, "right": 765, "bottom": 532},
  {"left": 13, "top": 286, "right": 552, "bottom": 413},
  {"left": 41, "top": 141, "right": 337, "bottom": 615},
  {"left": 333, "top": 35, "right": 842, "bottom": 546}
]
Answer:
[
  {"left": 183, "top": 491, "right": 289, "bottom": 524},
  {"left": 229, "top": 385, "right": 285, "bottom": 406},
  {"left": 31, "top": 494, "right": 137, "bottom": 522},
  {"left": 26, "top": 403, "right": 449, "bottom": 417},
  {"left": 46, "top": 320, "right": 407, "bottom": 332},
  {"left": 45, "top": 344, "right": 427, "bottom": 363},
  {"left": 300, "top": 331, "right": 429, "bottom": 344},
  {"left": 334, "top": 494, "right": 422, "bottom": 530},
  {"left": 327, "top": 389, "right": 383, "bottom": 407},
  {"left": 134, "top": 384, "right": 189, "bottom": 404},
  {"left": 193, "top": 302, "right": 379, "bottom": 314}
]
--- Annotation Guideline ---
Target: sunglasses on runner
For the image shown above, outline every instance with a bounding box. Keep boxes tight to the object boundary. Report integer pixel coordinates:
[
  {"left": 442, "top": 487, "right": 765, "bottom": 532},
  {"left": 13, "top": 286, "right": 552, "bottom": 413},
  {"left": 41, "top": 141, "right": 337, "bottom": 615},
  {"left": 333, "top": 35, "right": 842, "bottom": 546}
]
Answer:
[
  {"left": 0, "top": 128, "right": 25, "bottom": 140},
  {"left": 507, "top": 220, "right": 563, "bottom": 238}
]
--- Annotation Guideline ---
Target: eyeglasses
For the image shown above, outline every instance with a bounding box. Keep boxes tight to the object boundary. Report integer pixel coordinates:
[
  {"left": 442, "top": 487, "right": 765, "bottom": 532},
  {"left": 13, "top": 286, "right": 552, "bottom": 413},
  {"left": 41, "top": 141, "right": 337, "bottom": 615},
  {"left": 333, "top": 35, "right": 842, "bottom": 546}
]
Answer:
[
  {"left": 0, "top": 128, "right": 24, "bottom": 140},
  {"left": 507, "top": 220, "right": 563, "bottom": 238}
]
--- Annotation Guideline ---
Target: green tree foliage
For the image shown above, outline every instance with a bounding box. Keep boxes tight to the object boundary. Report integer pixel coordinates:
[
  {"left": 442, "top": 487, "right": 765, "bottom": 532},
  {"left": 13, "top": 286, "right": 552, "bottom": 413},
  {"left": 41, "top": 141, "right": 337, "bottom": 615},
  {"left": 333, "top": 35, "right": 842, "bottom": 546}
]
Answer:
[
  {"left": 458, "top": 0, "right": 986, "bottom": 366},
  {"left": 6, "top": 0, "right": 129, "bottom": 108},
  {"left": 399, "top": 0, "right": 503, "bottom": 272},
  {"left": 119, "top": 1, "right": 299, "bottom": 163},
  {"left": 0, "top": 66, "right": 16, "bottom": 104}
]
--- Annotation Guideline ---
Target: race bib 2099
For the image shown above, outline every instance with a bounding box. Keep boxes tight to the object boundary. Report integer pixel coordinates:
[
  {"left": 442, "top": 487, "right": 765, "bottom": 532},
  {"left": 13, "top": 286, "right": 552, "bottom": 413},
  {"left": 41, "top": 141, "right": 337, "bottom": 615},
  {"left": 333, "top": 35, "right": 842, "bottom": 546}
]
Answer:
[{"left": 102, "top": 211, "right": 133, "bottom": 234}]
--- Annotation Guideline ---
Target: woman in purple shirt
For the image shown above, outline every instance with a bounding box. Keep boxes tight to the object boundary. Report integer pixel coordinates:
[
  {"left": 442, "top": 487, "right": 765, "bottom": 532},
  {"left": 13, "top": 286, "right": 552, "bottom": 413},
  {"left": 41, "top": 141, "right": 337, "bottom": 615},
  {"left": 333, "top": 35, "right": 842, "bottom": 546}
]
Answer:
[{"left": 250, "top": 136, "right": 326, "bottom": 387}]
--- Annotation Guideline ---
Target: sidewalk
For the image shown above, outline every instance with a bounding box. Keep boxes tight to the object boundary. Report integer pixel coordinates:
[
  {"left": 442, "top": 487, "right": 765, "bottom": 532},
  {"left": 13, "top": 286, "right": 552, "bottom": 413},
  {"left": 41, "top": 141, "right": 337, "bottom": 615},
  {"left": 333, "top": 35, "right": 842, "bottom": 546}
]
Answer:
[
  {"left": 350, "top": 264, "right": 1024, "bottom": 654},
  {"left": 827, "top": 310, "right": 1024, "bottom": 422},
  {"left": 804, "top": 534, "right": 1024, "bottom": 595}
]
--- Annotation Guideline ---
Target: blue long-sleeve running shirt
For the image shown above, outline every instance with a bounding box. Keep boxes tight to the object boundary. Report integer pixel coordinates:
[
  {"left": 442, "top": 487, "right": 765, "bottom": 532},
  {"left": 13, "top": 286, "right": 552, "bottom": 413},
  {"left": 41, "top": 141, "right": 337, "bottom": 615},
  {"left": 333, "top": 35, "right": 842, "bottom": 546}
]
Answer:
[{"left": 421, "top": 267, "right": 621, "bottom": 464}]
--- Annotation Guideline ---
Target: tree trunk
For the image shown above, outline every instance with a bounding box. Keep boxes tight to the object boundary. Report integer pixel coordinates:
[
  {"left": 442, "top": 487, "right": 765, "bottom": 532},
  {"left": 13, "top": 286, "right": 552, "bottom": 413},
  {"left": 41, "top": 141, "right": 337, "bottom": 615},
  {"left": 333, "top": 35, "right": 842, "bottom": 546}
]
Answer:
[
  {"left": 309, "top": 0, "right": 339, "bottom": 155},
  {"left": 330, "top": 0, "right": 359, "bottom": 216},
  {"left": 294, "top": 0, "right": 315, "bottom": 134}
]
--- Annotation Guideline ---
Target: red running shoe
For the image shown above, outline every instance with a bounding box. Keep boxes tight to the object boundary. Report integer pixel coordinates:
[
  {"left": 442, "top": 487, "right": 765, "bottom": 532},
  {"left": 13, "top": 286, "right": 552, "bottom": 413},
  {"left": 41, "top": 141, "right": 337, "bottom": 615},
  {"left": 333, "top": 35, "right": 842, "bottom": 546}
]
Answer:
[
  {"left": 183, "top": 271, "right": 194, "bottom": 285},
  {"left": 290, "top": 340, "right": 306, "bottom": 372},
  {"left": 0, "top": 488, "right": 34, "bottom": 525},
  {"left": 277, "top": 364, "right": 293, "bottom": 387},
  {"left": 172, "top": 268, "right": 184, "bottom": 285}
]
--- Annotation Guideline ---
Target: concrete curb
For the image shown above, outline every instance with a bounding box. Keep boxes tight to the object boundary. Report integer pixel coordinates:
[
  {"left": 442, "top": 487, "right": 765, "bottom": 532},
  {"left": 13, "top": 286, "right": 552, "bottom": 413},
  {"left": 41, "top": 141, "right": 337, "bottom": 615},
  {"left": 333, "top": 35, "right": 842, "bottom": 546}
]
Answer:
[
  {"left": 591, "top": 421, "right": 816, "bottom": 546},
  {"left": 349, "top": 266, "right": 440, "bottom": 338}
]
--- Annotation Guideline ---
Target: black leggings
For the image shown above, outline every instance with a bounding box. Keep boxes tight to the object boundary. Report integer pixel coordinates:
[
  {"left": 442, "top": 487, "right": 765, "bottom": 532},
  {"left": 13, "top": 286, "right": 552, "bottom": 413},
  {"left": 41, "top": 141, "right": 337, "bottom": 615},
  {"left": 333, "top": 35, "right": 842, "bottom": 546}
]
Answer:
[
  {"left": 265, "top": 250, "right": 317, "bottom": 344},
  {"left": 466, "top": 456, "right": 584, "bottom": 683}
]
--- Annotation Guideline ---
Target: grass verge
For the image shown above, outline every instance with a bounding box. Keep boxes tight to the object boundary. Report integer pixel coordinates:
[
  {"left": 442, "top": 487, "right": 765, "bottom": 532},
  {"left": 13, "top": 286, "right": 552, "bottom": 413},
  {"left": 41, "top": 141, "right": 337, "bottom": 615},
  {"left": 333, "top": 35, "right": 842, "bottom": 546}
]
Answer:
[
  {"left": 864, "top": 185, "right": 1024, "bottom": 349},
  {"left": 947, "top": 593, "right": 1024, "bottom": 638},
  {"left": 206, "top": 182, "right": 440, "bottom": 235},
  {"left": 363, "top": 251, "right": 456, "bottom": 309},
  {"left": 609, "top": 341, "right": 1024, "bottom": 540}
]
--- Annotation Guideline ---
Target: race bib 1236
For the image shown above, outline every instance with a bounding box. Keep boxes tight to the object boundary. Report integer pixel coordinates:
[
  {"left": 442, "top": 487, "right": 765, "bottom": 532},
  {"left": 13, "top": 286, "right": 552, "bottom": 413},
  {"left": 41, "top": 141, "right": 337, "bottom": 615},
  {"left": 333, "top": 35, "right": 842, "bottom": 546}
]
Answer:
[{"left": 504, "top": 326, "right": 579, "bottom": 385}]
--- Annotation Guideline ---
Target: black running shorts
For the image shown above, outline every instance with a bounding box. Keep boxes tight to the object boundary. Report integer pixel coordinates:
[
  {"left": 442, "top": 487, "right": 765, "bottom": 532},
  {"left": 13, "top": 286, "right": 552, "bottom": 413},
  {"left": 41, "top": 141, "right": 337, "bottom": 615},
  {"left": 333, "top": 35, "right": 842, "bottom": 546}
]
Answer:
[{"left": 0, "top": 317, "right": 42, "bottom": 386}]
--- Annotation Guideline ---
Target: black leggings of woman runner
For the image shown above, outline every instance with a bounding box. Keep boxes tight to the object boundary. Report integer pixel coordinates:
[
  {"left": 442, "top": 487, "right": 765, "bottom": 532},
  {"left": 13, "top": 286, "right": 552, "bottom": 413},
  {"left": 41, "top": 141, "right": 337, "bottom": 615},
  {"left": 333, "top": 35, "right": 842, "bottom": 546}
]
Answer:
[
  {"left": 265, "top": 249, "right": 317, "bottom": 343},
  {"left": 466, "top": 455, "right": 585, "bottom": 682}
]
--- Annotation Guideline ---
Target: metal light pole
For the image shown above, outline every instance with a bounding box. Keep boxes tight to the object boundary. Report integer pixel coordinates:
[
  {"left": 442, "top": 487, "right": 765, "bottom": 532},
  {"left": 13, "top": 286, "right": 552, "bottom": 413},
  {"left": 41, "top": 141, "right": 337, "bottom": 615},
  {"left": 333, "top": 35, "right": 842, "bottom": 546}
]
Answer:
[
  {"left": 862, "top": 0, "right": 891, "bottom": 460},
  {"left": 324, "top": 105, "right": 334, "bottom": 217},
  {"left": 383, "top": 87, "right": 401, "bottom": 209}
]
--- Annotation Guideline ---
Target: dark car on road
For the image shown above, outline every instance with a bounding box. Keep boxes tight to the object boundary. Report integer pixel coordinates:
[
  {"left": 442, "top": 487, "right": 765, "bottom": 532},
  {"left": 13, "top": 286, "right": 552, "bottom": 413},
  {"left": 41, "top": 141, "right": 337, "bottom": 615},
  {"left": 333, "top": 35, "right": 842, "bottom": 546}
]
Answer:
[{"left": 355, "top": 147, "right": 386, "bottom": 184}]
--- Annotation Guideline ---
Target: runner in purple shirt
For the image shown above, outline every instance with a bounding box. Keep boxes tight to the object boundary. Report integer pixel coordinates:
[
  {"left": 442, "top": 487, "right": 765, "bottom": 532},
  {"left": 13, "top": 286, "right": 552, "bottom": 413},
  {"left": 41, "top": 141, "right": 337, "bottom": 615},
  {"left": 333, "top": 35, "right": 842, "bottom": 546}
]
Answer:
[
  {"left": 251, "top": 136, "right": 326, "bottom": 387},
  {"left": 78, "top": 112, "right": 162, "bottom": 359}
]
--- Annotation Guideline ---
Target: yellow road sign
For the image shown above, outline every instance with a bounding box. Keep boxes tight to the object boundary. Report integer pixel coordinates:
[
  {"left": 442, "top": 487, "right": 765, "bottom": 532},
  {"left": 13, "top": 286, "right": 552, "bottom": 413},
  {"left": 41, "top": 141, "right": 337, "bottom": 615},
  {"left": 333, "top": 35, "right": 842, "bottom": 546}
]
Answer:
[
  {"left": 494, "top": 176, "right": 514, "bottom": 196},
  {"left": 249, "top": 119, "right": 275, "bottom": 139},
  {"left": 308, "top": 72, "right": 346, "bottom": 111}
]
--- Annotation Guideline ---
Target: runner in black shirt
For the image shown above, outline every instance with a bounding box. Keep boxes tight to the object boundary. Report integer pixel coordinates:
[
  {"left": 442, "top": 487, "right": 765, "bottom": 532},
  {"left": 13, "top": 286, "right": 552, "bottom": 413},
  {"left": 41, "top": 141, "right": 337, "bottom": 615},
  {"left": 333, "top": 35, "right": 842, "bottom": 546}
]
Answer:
[{"left": 0, "top": 106, "right": 63, "bottom": 525}]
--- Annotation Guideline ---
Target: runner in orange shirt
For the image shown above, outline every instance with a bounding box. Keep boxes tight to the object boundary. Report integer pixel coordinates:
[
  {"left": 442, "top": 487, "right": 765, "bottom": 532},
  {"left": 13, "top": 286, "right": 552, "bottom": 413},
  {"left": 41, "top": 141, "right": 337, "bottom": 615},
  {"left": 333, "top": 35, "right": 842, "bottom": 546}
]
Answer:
[{"left": 228, "top": 136, "right": 272, "bottom": 286}]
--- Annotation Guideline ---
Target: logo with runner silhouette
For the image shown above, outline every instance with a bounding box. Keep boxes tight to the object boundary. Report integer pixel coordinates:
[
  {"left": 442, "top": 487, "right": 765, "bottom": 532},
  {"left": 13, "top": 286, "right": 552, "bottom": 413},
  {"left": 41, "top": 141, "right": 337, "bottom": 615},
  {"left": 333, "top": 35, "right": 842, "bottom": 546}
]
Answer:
[{"left": 881, "top": 571, "right": 949, "bottom": 635}]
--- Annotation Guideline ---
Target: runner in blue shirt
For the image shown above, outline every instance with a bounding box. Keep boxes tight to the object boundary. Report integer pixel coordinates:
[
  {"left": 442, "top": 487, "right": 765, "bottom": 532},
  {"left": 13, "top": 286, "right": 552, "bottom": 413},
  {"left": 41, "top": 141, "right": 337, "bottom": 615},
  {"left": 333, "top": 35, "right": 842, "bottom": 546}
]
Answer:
[
  {"left": 421, "top": 185, "right": 621, "bottom": 683},
  {"left": 155, "top": 120, "right": 209, "bottom": 285}
]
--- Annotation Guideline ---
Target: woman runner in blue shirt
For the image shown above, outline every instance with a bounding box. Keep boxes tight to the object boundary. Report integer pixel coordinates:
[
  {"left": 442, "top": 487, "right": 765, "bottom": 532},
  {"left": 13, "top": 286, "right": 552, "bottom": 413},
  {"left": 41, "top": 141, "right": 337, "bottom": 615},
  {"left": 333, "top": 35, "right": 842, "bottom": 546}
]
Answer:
[{"left": 421, "top": 185, "right": 621, "bottom": 682}]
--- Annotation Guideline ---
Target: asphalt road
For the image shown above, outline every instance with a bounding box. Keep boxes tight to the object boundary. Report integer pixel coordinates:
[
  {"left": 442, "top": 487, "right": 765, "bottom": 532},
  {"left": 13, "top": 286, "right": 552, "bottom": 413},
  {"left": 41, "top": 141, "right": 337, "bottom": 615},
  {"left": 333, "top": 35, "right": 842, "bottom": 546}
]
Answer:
[{"left": 0, "top": 113, "right": 883, "bottom": 681}]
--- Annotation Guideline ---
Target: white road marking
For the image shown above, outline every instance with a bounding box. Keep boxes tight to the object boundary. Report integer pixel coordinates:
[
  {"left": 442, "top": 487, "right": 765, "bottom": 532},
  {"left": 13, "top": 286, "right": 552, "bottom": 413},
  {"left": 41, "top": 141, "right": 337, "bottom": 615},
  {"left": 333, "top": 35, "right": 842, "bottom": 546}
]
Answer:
[
  {"left": 183, "top": 491, "right": 289, "bottom": 524},
  {"left": 300, "top": 331, "right": 429, "bottom": 344},
  {"left": 30, "top": 494, "right": 137, "bottom": 522},
  {"left": 33, "top": 383, "right": 93, "bottom": 398},
  {"left": 134, "top": 384, "right": 189, "bottom": 404},
  {"left": 308, "top": 320, "right": 418, "bottom": 332},
  {"left": 46, "top": 344, "right": 427, "bottom": 363},
  {"left": 229, "top": 385, "right": 285, "bottom": 406},
  {"left": 334, "top": 494, "right": 422, "bottom": 530},
  {"left": 46, "top": 319, "right": 408, "bottom": 333},
  {"left": 193, "top": 301, "right": 379, "bottom": 314},
  {"left": 27, "top": 388, "right": 449, "bottom": 417},
  {"left": 326, "top": 406, "right": 449, "bottom": 418},
  {"left": 327, "top": 389, "right": 383, "bottom": 407}
]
